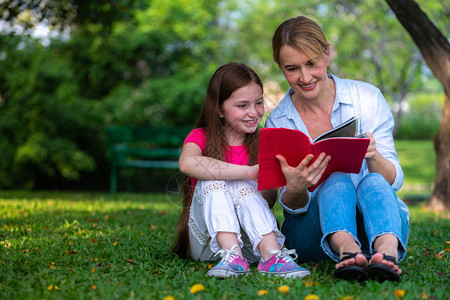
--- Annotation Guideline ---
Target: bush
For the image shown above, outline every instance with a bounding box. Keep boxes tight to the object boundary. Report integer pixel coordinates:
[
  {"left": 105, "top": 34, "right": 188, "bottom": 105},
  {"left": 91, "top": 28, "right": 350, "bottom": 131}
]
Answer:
[{"left": 395, "top": 92, "right": 443, "bottom": 140}]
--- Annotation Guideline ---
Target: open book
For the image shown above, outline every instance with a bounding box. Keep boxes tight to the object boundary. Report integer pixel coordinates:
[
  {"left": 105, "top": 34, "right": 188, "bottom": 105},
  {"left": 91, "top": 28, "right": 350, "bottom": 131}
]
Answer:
[{"left": 258, "top": 117, "right": 370, "bottom": 192}]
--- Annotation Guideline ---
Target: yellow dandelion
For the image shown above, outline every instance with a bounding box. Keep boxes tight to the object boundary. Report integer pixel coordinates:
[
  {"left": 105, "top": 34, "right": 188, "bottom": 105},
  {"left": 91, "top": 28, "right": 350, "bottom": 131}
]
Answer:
[
  {"left": 54, "top": 285, "right": 60, "bottom": 290},
  {"left": 305, "top": 295, "right": 320, "bottom": 300},
  {"left": 190, "top": 283, "right": 205, "bottom": 294},
  {"left": 163, "top": 296, "right": 175, "bottom": 300},
  {"left": 114, "top": 241, "right": 118, "bottom": 246},
  {"left": 91, "top": 285, "right": 97, "bottom": 290},
  {"left": 278, "top": 285, "right": 289, "bottom": 295},
  {"left": 304, "top": 281, "right": 319, "bottom": 287},
  {"left": 257, "top": 290, "right": 268, "bottom": 296},
  {"left": 47, "top": 285, "right": 53, "bottom": 291},
  {"left": 393, "top": 290, "right": 406, "bottom": 298},
  {"left": 420, "top": 291, "right": 428, "bottom": 299}
]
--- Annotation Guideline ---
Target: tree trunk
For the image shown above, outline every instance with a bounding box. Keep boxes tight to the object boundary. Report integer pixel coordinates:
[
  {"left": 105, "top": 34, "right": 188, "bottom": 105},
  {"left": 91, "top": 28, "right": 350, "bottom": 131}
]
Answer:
[{"left": 385, "top": 0, "right": 450, "bottom": 211}]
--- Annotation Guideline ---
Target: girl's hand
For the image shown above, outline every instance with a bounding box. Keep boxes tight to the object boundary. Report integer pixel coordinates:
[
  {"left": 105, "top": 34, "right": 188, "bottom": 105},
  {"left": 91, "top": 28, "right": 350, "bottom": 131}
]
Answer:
[
  {"left": 276, "top": 153, "right": 330, "bottom": 193},
  {"left": 247, "top": 165, "right": 259, "bottom": 182},
  {"left": 364, "top": 132, "right": 378, "bottom": 159}
]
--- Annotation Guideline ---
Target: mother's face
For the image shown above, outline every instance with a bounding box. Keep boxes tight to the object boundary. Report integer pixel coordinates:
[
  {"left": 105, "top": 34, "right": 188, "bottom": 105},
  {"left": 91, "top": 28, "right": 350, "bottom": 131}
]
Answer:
[{"left": 278, "top": 45, "right": 330, "bottom": 101}]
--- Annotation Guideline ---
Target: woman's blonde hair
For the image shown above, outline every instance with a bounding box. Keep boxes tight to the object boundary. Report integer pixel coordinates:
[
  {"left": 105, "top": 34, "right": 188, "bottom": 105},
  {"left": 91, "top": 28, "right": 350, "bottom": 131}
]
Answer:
[{"left": 272, "top": 16, "right": 330, "bottom": 65}]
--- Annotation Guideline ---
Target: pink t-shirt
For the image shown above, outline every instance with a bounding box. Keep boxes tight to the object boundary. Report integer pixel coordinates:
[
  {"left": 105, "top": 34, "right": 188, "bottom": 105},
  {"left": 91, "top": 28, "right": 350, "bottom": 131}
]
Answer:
[{"left": 183, "top": 128, "right": 249, "bottom": 189}]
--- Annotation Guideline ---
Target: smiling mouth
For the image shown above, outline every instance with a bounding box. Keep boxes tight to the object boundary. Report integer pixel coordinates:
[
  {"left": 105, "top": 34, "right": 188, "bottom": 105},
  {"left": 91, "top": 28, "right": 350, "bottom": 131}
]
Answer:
[
  {"left": 300, "top": 82, "right": 316, "bottom": 89},
  {"left": 244, "top": 119, "right": 259, "bottom": 125}
]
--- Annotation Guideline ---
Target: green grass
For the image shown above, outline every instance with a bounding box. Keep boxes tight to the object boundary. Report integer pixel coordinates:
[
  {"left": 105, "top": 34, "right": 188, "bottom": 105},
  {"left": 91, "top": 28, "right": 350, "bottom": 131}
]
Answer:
[
  {"left": 395, "top": 140, "right": 435, "bottom": 199},
  {"left": 0, "top": 190, "right": 448, "bottom": 300}
]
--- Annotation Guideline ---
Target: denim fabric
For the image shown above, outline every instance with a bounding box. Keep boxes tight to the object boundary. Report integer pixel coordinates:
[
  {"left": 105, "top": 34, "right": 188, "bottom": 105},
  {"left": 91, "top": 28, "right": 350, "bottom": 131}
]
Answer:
[{"left": 281, "top": 172, "right": 409, "bottom": 263}]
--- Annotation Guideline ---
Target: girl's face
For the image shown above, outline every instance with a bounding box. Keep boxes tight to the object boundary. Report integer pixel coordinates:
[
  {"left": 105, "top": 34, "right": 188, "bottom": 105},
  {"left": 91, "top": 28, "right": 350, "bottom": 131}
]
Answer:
[
  {"left": 220, "top": 82, "right": 264, "bottom": 145},
  {"left": 278, "top": 45, "right": 330, "bottom": 101}
]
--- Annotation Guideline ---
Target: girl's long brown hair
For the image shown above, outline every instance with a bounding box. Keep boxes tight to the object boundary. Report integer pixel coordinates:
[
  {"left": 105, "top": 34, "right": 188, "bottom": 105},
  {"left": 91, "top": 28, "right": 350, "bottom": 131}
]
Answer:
[{"left": 172, "top": 62, "right": 263, "bottom": 258}]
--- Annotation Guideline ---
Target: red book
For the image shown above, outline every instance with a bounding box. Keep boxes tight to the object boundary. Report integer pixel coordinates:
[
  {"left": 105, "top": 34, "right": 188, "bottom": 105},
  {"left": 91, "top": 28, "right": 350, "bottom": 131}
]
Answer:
[{"left": 258, "top": 118, "right": 370, "bottom": 192}]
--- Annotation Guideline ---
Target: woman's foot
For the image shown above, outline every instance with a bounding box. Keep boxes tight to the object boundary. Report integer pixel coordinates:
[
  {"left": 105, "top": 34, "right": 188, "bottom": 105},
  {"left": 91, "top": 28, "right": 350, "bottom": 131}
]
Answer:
[
  {"left": 329, "top": 231, "right": 369, "bottom": 281},
  {"left": 369, "top": 252, "right": 401, "bottom": 275},
  {"left": 334, "top": 252, "right": 370, "bottom": 281},
  {"left": 336, "top": 252, "right": 369, "bottom": 270},
  {"left": 367, "top": 234, "right": 402, "bottom": 282}
]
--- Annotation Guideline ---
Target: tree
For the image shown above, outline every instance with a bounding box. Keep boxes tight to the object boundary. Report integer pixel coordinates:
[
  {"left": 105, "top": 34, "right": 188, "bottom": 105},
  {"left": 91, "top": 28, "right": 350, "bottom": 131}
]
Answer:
[{"left": 386, "top": 0, "right": 450, "bottom": 211}]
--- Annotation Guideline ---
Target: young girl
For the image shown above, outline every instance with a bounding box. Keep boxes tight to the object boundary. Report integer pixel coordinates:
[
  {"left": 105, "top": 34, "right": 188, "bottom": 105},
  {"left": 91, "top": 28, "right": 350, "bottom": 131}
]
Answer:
[{"left": 172, "top": 62, "right": 310, "bottom": 279}]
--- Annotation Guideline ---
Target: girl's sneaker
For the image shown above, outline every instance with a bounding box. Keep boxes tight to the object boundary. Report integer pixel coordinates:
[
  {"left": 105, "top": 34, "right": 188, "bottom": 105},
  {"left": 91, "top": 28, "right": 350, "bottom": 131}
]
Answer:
[
  {"left": 207, "top": 245, "right": 251, "bottom": 278},
  {"left": 257, "top": 248, "right": 310, "bottom": 278}
]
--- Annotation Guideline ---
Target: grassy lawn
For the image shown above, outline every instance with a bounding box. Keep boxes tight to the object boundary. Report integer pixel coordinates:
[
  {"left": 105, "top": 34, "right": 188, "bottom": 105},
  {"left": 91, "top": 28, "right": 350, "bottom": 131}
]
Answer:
[
  {"left": 0, "top": 140, "right": 447, "bottom": 299},
  {"left": 395, "top": 140, "right": 435, "bottom": 200},
  {"left": 0, "top": 192, "right": 448, "bottom": 300}
]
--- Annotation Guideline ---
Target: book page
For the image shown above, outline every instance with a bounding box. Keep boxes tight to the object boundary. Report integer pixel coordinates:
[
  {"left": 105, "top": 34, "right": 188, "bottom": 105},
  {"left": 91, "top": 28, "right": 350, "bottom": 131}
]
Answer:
[{"left": 313, "top": 117, "right": 358, "bottom": 142}]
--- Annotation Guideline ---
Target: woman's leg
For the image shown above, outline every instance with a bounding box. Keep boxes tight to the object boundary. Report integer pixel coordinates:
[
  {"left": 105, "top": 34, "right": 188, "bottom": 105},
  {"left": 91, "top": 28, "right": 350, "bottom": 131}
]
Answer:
[
  {"left": 281, "top": 191, "right": 329, "bottom": 262},
  {"left": 356, "top": 173, "right": 409, "bottom": 275}
]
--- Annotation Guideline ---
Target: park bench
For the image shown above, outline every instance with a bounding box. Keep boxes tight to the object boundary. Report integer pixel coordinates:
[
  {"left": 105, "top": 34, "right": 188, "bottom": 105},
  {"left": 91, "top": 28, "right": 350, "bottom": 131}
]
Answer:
[{"left": 106, "top": 126, "right": 192, "bottom": 193}]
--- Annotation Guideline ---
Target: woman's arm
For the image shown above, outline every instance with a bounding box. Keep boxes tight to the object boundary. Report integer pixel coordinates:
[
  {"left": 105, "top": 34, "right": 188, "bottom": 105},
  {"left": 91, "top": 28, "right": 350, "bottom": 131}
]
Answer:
[
  {"left": 179, "top": 142, "right": 257, "bottom": 181},
  {"left": 363, "top": 132, "right": 396, "bottom": 184}
]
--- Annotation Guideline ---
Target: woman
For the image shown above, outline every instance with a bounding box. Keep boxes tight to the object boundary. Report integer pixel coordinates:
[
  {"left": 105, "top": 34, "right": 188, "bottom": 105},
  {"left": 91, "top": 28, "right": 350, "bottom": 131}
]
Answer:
[{"left": 265, "top": 16, "right": 409, "bottom": 282}]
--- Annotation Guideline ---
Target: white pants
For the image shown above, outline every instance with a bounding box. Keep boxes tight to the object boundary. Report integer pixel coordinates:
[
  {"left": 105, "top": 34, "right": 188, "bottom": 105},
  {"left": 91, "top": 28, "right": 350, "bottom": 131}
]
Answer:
[{"left": 188, "top": 179, "right": 284, "bottom": 264}]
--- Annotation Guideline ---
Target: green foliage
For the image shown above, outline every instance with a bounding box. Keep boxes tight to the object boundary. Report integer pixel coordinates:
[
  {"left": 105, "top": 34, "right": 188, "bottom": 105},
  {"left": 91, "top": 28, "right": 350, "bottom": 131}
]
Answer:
[
  {"left": 0, "top": 191, "right": 448, "bottom": 299},
  {"left": 395, "top": 93, "right": 443, "bottom": 140},
  {"left": 0, "top": 0, "right": 447, "bottom": 189},
  {"left": 0, "top": 35, "right": 103, "bottom": 188}
]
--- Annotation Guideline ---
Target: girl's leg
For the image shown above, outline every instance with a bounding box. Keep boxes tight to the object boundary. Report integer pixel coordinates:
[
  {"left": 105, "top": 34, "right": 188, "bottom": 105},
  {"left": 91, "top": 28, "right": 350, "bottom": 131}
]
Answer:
[
  {"left": 194, "top": 180, "right": 243, "bottom": 253},
  {"left": 190, "top": 180, "right": 250, "bottom": 278},
  {"left": 231, "top": 180, "right": 310, "bottom": 278},
  {"left": 228, "top": 180, "right": 284, "bottom": 259}
]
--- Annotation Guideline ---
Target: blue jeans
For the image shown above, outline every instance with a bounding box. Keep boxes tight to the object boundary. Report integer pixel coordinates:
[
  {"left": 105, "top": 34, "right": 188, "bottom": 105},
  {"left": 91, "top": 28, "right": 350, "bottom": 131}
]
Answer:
[{"left": 281, "top": 172, "right": 409, "bottom": 263}]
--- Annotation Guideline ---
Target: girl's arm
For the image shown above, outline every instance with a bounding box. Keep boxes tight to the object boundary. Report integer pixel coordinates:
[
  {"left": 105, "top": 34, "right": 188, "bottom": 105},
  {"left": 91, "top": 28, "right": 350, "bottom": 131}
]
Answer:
[{"left": 179, "top": 142, "right": 257, "bottom": 181}]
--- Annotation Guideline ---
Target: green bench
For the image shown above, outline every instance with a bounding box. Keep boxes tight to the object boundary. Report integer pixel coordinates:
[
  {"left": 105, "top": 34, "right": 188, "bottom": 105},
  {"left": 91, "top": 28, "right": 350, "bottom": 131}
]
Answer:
[{"left": 106, "top": 126, "right": 192, "bottom": 193}]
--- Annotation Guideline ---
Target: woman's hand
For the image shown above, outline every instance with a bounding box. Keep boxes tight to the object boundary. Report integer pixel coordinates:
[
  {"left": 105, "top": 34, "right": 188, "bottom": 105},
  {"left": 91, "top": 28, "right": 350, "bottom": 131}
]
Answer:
[
  {"left": 276, "top": 153, "right": 331, "bottom": 193},
  {"left": 364, "top": 132, "right": 378, "bottom": 159},
  {"left": 362, "top": 132, "right": 396, "bottom": 184}
]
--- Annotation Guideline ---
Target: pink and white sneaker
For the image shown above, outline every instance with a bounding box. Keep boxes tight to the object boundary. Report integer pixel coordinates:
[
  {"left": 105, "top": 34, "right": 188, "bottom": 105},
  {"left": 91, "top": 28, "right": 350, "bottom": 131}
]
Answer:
[
  {"left": 207, "top": 245, "right": 251, "bottom": 278},
  {"left": 257, "top": 248, "right": 310, "bottom": 279}
]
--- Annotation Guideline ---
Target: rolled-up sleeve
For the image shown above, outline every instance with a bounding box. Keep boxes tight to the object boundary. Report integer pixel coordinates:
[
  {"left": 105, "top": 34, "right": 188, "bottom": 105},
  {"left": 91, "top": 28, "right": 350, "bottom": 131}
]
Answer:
[
  {"left": 277, "top": 187, "right": 312, "bottom": 215},
  {"left": 360, "top": 88, "right": 404, "bottom": 191}
]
